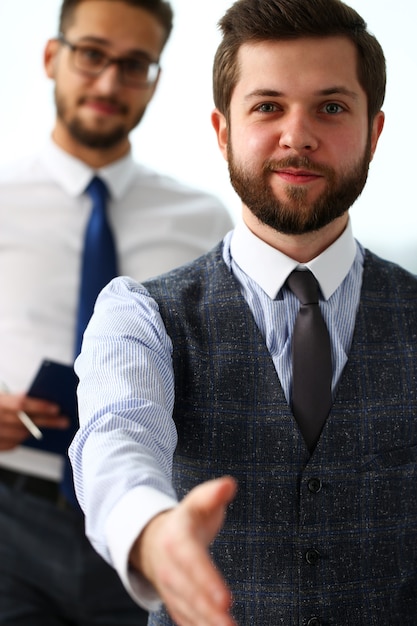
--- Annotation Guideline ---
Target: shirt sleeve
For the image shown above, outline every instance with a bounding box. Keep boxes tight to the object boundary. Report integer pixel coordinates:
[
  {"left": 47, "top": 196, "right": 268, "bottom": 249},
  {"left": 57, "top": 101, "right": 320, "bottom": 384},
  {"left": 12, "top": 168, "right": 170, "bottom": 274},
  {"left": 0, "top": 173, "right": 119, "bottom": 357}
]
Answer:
[{"left": 69, "top": 276, "right": 179, "bottom": 609}]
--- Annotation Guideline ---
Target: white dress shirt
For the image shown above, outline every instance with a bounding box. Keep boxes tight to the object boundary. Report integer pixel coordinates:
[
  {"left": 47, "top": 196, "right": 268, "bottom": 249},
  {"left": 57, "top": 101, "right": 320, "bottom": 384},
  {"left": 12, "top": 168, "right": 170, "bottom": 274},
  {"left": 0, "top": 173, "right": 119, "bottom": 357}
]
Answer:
[
  {"left": 71, "top": 217, "right": 364, "bottom": 610},
  {"left": 0, "top": 138, "right": 233, "bottom": 479}
]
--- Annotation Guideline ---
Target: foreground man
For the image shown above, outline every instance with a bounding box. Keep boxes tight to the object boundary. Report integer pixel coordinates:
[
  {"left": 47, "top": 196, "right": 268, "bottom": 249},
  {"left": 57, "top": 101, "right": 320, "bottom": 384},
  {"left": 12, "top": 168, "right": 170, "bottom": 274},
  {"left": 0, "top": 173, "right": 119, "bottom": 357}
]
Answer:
[{"left": 72, "top": 0, "right": 417, "bottom": 624}]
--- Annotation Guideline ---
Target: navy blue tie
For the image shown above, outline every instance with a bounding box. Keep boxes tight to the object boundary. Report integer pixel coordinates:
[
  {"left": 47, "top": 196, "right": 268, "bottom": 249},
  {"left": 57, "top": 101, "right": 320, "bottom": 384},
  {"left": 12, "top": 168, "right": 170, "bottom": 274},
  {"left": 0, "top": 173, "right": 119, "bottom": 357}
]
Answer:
[
  {"left": 74, "top": 176, "right": 118, "bottom": 356},
  {"left": 61, "top": 177, "right": 118, "bottom": 505},
  {"left": 286, "top": 270, "right": 332, "bottom": 452}
]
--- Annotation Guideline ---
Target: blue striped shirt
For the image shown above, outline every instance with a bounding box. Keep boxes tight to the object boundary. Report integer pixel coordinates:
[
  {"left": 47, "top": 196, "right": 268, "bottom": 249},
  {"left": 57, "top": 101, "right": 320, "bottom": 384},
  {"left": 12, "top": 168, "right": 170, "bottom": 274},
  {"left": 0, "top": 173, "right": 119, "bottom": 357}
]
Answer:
[{"left": 70, "top": 218, "right": 364, "bottom": 609}]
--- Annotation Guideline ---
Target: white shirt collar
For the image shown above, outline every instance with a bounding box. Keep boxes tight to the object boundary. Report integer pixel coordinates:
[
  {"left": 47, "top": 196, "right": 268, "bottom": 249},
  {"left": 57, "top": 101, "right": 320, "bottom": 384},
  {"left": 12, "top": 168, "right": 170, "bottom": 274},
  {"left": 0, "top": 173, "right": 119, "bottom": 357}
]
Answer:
[
  {"left": 40, "top": 136, "right": 137, "bottom": 200},
  {"left": 230, "top": 217, "right": 357, "bottom": 300}
]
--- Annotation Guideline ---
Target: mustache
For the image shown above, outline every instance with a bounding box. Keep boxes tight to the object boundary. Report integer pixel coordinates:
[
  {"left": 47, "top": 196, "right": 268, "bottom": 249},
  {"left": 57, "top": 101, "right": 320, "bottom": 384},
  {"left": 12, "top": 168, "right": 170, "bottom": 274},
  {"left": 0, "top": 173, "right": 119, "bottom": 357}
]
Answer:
[
  {"left": 79, "top": 96, "right": 128, "bottom": 114},
  {"left": 264, "top": 156, "right": 334, "bottom": 177}
]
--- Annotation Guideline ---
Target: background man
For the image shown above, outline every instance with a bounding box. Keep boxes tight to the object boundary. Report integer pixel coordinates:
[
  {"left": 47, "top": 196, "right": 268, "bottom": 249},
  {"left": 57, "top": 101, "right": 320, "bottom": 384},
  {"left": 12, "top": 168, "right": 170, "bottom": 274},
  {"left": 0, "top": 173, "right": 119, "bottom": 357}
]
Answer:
[
  {"left": 0, "top": 0, "right": 233, "bottom": 624},
  {"left": 72, "top": 0, "right": 417, "bottom": 624}
]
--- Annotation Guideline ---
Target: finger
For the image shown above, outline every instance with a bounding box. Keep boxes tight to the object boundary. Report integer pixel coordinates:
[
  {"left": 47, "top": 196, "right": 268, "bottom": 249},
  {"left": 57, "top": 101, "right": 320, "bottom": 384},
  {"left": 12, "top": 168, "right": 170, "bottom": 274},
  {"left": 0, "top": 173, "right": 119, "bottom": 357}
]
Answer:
[
  {"left": 0, "top": 410, "right": 69, "bottom": 449},
  {"left": 0, "top": 392, "right": 61, "bottom": 417},
  {"left": 167, "top": 584, "right": 236, "bottom": 626},
  {"left": 18, "top": 396, "right": 70, "bottom": 428},
  {"left": 29, "top": 414, "right": 70, "bottom": 429},
  {"left": 0, "top": 405, "right": 69, "bottom": 443},
  {"left": 0, "top": 421, "right": 32, "bottom": 449},
  {"left": 0, "top": 408, "right": 69, "bottom": 429},
  {"left": 21, "top": 396, "right": 61, "bottom": 416},
  {"left": 161, "top": 544, "right": 235, "bottom": 626}
]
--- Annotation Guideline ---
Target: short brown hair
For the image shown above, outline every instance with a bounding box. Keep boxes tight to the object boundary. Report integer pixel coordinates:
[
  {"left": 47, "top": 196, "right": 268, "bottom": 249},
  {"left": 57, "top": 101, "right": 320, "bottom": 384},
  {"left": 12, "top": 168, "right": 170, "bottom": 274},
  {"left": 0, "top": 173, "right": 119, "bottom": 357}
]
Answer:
[
  {"left": 213, "top": 0, "right": 386, "bottom": 124},
  {"left": 59, "top": 0, "right": 174, "bottom": 48}
]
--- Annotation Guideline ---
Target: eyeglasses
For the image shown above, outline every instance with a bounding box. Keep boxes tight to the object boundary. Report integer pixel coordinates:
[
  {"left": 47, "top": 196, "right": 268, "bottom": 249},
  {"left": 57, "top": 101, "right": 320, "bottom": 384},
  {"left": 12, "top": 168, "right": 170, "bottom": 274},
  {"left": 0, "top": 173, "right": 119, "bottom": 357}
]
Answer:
[{"left": 58, "top": 34, "right": 160, "bottom": 88}]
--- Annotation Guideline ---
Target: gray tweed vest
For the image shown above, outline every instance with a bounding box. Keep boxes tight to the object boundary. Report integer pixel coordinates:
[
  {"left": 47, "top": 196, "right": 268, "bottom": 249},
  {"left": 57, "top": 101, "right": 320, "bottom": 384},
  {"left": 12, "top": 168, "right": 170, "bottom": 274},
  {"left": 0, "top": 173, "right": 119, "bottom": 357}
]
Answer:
[{"left": 144, "top": 243, "right": 417, "bottom": 626}]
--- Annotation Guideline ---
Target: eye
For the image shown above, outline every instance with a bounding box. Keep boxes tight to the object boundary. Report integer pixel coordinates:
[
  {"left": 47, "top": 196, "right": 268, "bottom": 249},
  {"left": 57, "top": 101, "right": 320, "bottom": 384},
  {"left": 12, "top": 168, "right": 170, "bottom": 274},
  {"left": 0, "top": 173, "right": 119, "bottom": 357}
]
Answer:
[
  {"left": 122, "top": 57, "right": 149, "bottom": 76},
  {"left": 78, "top": 46, "right": 106, "bottom": 68},
  {"left": 322, "top": 102, "right": 345, "bottom": 115},
  {"left": 256, "top": 103, "right": 279, "bottom": 113}
]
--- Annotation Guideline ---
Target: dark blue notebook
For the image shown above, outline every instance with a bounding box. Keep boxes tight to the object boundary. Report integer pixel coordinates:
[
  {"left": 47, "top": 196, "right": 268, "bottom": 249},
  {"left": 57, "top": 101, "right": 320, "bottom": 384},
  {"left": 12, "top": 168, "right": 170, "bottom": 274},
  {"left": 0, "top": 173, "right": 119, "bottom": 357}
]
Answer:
[{"left": 23, "top": 360, "right": 78, "bottom": 453}]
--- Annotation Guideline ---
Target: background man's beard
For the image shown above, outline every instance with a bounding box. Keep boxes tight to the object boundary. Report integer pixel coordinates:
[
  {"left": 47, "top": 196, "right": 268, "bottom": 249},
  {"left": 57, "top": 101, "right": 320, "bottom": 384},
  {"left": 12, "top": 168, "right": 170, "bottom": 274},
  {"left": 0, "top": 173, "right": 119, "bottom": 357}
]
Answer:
[
  {"left": 64, "top": 118, "right": 127, "bottom": 149},
  {"left": 227, "top": 144, "right": 371, "bottom": 235},
  {"left": 55, "top": 94, "right": 145, "bottom": 150}
]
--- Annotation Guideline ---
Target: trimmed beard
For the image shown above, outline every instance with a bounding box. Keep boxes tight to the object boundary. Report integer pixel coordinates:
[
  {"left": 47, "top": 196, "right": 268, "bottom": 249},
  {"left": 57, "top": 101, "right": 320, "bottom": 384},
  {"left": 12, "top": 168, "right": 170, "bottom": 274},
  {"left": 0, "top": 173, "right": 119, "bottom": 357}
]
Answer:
[
  {"left": 55, "top": 91, "right": 145, "bottom": 150},
  {"left": 227, "top": 137, "right": 372, "bottom": 235}
]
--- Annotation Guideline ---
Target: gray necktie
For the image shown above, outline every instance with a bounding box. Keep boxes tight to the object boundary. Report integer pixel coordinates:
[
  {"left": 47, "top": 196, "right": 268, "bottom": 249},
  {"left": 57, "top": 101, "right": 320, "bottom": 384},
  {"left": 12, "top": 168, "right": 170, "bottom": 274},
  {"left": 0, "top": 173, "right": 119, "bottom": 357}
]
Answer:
[{"left": 286, "top": 269, "right": 332, "bottom": 452}]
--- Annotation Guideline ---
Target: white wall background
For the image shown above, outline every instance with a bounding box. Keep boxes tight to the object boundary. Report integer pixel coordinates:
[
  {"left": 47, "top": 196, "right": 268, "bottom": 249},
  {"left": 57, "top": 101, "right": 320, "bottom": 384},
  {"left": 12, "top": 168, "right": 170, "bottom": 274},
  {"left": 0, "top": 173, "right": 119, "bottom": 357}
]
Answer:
[{"left": 1, "top": 1, "right": 416, "bottom": 270}]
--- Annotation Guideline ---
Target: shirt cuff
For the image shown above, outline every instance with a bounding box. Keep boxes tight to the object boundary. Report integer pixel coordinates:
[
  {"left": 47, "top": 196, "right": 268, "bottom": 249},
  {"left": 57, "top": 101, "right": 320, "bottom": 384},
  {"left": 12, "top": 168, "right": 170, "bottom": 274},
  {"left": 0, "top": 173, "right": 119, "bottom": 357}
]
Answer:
[{"left": 105, "top": 485, "right": 178, "bottom": 612}]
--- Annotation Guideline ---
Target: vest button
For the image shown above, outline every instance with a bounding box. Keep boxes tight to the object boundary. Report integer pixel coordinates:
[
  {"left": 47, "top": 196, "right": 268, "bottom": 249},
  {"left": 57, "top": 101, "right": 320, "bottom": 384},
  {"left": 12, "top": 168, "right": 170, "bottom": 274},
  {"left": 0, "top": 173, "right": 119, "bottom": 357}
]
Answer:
[
  {"left": 307, "top": 618, "right": 321, "bottom": 626},
  {"left": 305, "top": 549, "right": 320, "bottom": 565},
  {"left": 308, "top": 477, "right": 322, "bottom": 493}
]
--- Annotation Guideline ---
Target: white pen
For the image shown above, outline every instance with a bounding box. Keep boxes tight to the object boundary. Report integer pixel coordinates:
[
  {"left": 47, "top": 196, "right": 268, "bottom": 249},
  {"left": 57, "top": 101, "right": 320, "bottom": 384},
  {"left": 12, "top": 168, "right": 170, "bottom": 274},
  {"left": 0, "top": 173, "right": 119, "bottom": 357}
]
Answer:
[{"left": 0, "top": 382, "right": 43, "bottom": 440}]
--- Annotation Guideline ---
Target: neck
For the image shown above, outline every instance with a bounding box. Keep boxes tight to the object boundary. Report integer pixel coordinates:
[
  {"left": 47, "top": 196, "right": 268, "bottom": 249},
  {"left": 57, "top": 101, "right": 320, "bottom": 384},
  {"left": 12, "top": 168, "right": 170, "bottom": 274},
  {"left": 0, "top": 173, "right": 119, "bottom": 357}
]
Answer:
[{"left": 242, "top": 206, "right": 349, "bottom": 263}]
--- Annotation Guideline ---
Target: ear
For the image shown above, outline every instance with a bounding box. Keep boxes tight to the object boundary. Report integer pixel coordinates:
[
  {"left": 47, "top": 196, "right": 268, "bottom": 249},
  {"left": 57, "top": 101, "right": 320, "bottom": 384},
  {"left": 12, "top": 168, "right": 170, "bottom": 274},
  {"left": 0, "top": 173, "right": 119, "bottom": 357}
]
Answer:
[
  {"left": 44, "top": 38, "right": 60, "bottom": 79},
  {"left": 211, "top": 108, "right": 229, "bottom": 161},
  {"left": 369, "top": 110, "right": 385, "bottom": 161}
]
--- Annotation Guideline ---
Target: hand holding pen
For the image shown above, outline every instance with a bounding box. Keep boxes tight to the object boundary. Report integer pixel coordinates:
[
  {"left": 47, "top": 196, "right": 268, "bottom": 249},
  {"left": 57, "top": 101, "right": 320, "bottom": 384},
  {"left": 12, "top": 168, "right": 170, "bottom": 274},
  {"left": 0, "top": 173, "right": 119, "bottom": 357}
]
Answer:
[{"left": 0, "top": 383, "right": 70, "bottom": 450}]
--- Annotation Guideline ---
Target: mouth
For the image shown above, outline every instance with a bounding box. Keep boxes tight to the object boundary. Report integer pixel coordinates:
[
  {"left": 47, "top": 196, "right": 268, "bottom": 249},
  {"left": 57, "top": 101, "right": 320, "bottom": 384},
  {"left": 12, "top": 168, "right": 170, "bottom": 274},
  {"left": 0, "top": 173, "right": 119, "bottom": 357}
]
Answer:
[
  {"left": 274, "top": 168, "right": 324, "bottom": 184},
  {"left": 82, "top": 98, "right": 125, "bottom": 116}
]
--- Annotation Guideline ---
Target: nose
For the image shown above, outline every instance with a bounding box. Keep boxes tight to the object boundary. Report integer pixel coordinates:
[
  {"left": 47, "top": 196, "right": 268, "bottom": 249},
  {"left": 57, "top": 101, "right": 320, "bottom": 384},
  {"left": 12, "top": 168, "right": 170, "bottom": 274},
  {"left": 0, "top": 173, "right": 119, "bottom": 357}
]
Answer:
[
  {"left": 278, "top": 109, "right": 318, "bottom": 152},
  {"left": 92, "top": 63, "right": 121, "bottom": 94}
]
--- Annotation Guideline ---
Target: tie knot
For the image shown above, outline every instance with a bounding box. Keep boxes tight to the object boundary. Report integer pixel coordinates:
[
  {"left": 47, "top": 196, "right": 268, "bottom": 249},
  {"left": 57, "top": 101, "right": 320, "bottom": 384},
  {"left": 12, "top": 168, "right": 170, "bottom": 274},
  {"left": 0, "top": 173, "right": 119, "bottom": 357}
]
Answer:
[
  {"left": 286, "top": 269, "right": 320, "bottom": 305},
  {"left": 86, "top": 176, "right": 108, "bottom": 204}
]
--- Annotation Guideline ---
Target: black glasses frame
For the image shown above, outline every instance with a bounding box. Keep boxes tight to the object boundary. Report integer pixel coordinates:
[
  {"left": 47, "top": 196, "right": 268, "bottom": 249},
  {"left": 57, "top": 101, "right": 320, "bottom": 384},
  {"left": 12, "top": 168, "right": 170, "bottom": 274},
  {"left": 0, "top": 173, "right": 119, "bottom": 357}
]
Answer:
[{"left": 57, "top": 34, "right": 160, "bottom": 88}]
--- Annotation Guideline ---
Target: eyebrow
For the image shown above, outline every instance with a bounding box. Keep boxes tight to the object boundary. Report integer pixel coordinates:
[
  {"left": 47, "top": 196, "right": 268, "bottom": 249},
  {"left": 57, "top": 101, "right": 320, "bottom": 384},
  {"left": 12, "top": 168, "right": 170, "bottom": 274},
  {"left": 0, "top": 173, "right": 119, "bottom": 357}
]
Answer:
[
  {"left": 73, "top": 36, "right": 155, "bottom": 61},
  {"left": 316, "top": 86, "right": 359, "bottom": 100},
  {"left": 245, "top": 86, "right": 359, "bottom": 101}
]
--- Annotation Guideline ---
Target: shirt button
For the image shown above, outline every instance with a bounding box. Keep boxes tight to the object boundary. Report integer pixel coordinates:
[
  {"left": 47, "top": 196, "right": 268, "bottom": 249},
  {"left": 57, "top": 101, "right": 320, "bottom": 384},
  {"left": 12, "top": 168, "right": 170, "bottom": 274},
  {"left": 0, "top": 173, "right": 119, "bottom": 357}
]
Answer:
[
  {"left": 307, "top": 618, "right": 321, "bottom": 626},
  {"left": 308, "top": 477, "right": 322, "bottom": 493},
  {"left": 305, "top": 549, "right": 320, "bottom": 565}
]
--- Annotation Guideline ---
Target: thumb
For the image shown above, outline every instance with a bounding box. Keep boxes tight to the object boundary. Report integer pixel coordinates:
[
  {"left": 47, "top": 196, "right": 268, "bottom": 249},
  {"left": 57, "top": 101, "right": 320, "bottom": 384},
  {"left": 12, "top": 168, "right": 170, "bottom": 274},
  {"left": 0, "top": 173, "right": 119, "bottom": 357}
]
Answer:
[{"left": 183, "top": 476, "right": 237, "bottom": 545}]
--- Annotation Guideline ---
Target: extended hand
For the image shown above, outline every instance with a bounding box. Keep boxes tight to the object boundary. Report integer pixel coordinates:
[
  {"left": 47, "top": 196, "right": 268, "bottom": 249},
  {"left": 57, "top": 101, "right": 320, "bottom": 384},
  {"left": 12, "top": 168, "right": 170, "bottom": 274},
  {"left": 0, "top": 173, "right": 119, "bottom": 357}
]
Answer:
[
  {"left": 131, "top": 476, "right": 238, "bottom": 626},
  {"left": 0, "top": 392, "right": 69, "bottom": 450}
]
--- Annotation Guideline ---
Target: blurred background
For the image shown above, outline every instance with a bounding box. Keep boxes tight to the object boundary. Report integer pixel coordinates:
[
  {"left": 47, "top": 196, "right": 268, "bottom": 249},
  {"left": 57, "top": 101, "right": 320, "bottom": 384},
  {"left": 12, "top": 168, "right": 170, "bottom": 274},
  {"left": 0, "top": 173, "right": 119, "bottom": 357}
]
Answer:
[{"left": 0, "top": 0, "right": 416, "bottom": 270}]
